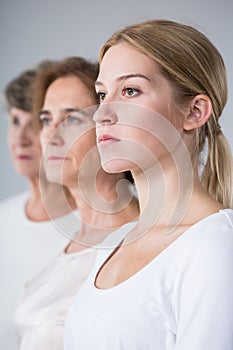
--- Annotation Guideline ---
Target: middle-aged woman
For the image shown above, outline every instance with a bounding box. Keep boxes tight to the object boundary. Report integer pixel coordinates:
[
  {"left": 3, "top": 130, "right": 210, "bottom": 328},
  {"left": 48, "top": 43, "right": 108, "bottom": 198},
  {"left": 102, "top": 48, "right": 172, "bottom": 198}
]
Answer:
[
  {"left": 14, "top": 56, "right": 139, "bottom": 350},
  {"left": 64, "top": 20, "right": 233, "bottom": 349}
]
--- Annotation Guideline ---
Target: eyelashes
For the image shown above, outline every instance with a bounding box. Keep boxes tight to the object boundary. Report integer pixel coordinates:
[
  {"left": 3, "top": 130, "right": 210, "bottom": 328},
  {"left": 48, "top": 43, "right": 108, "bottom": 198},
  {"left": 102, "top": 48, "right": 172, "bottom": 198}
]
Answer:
[
  {"left": 39, "top": 114, "right": 83, "bottom": 128},
  {"left": 96, "top": 92, "right": 106, "bottom": 102},
  {"left": 12, "top": 117, "right": 20, "bottom": 126},
  {"left": 122, "top": 87, "right": 140, "bottom": 97},
  {"left": 40, "top": 116, "right": 51, "bottom": 126},
  {"left": 96, "top": 87, "right": 141, "bottom": 102}
]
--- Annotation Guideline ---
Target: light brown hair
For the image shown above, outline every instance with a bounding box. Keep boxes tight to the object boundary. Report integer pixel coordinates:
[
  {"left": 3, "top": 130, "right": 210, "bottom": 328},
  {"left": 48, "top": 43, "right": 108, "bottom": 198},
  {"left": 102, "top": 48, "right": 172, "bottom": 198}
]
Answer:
[{"left": 33, "top": 56, "right": 99, "bottom": 119}]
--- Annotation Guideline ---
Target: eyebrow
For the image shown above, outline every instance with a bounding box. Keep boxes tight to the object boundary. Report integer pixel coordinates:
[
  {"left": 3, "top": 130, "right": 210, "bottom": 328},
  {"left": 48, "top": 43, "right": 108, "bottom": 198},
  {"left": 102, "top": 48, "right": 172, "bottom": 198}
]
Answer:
[
  {"left": 95, "top": 73, "right": 151, "bottom": 87},
  {"left": 39, "top": 110, "right": 50, "bottom": 117},
  {"left": 39, "top": 108, "right": 87, "bottom": 117}
]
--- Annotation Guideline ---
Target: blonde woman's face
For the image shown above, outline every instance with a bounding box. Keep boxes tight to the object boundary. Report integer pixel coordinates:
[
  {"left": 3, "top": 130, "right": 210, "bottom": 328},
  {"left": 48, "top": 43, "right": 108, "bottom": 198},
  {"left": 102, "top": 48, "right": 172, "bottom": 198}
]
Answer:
[
  {"left": 94, "top": 43, "right": 181, "bottom": 174},
  {"left": 40, "top": 76, "right": 97, "bottom": 187}
]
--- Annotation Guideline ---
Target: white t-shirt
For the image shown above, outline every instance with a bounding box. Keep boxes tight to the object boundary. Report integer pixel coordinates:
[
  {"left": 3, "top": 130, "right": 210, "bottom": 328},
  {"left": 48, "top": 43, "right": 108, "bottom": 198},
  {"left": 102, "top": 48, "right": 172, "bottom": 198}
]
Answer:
[
  {"left": 13, "top": 221, "right": 135, "bottom": 350},
  {"left": 14, "top": 246, "right": 98, "bottom": 350},
  {"left": 64, "top": 209, "right": 233, "bottom": 350},
  {"left": 0, "top": 192, "right": 79, "bottom": 350}
]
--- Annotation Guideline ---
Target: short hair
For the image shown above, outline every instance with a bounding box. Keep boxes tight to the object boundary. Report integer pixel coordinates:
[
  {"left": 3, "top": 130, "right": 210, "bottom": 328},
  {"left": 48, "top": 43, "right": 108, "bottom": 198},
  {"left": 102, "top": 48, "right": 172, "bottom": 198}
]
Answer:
[
  {"left": 33, "top": 56, "right": 99, "bottom": 118},
  {"left": 4, "top": 60, "right": 56, "bottom": 112}
]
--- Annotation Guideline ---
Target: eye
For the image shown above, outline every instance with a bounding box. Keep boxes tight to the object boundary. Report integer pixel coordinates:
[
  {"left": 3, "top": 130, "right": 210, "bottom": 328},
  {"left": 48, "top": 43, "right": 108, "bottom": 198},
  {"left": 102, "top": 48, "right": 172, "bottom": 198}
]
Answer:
[
  {"left": 122, "top": 87, "right": 140, "bottom": 97},
  {"left": 40, "top": 117, "right": 51, "bottom": 126},
  {"left": 12, "top": 116, "right": 20, "bottom": 126},
  {"left": 66, "top": 114, "right": 82, "bottom": 125},
  {"left": 96, "top": 92, "right": 106, "bottom": 102}
]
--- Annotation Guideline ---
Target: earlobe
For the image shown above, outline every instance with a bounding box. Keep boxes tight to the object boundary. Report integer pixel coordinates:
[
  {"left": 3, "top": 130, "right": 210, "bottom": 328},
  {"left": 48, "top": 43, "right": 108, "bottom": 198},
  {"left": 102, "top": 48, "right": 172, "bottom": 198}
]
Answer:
[{"left": 183, "top": 95, "right": 213, "bottom": 131}]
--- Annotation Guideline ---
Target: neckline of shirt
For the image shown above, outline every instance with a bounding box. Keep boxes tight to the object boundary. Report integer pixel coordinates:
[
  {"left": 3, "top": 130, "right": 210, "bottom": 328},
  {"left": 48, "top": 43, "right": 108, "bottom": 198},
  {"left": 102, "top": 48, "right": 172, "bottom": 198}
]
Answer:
[
  {"left": 91, "top": 208, "right": 233, "bottom": 293},
  {"left": 20, "top": 192, "right": 80, "bottom": 229},
  {"left": 60, "top": 221, "right": 138, "bottom": 259}
]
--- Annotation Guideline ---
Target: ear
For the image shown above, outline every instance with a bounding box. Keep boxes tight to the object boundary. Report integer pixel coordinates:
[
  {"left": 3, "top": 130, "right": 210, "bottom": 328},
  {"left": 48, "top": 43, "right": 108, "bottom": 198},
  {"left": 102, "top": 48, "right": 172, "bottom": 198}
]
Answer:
[{"left": 183, "top": 95, "right": 213, "bottom": 131}]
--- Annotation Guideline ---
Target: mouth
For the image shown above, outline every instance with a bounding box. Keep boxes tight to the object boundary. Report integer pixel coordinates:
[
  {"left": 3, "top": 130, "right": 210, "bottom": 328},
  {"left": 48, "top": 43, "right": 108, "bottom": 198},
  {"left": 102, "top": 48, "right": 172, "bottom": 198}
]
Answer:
[
  {"left": 17, "top": 155, "right": 32, "bottom": 160},
  {"left": 98, "top": 134, "right": 120, "bottom": 145},
  {"left": 47, "top": 156, "right": 70, "bottom": 161}
]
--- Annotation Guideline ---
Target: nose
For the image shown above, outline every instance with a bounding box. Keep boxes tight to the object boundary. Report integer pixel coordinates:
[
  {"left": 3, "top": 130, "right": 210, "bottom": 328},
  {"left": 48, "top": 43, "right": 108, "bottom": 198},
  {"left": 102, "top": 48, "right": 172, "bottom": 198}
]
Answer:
[
  {"left": 93, "top": 103, "right": 118, "bottom": 125},
  {"left": 42, "top": 123, "right": 64, "bottom": 147},
  {"left": 48, "top": 126, "right": 64, "bottom": 146},
  {"left": 16, "top": 124, "right": 32, "bottom": 147}
]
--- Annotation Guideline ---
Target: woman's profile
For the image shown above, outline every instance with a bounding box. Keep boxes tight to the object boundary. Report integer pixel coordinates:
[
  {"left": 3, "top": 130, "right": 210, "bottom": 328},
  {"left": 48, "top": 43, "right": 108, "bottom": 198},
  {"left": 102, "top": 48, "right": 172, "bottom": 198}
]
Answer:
[{"left": 64, "top": 20, "right": 233, "bottom": 350}]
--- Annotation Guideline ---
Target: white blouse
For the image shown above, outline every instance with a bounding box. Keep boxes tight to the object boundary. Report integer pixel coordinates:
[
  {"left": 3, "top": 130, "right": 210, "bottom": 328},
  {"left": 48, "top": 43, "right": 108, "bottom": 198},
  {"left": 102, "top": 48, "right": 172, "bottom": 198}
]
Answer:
[
  {"left": 64, "top": 210, "right": 233, "bottom": 350},
  {"left": 14, "top": 221, "right": 136, "bottom": 350},
  {"left": 14, "top": 246, "right": 97, "bottom": 350},
  {"left": 0, "top": 192, "right": 78, "bottom": 350}
]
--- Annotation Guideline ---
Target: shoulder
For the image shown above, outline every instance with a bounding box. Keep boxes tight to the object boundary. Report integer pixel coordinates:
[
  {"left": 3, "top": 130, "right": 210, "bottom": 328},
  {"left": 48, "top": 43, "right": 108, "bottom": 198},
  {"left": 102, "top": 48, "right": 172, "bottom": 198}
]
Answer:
[
  {"left": 189, "top": 209, "right": 233, "bottom": 253},
  {"left": 184, "top": 209, "right": 233, "bottom": 247},
  {"left": 178, "top": 209, "right": 233, "bottom": 281},
  {"left": 0, "top": 191, "right": 28, "bottom": 212},
  {"left": 174, "top": 211, "right": 233, "bottom": 347},
  {"left": 0, "top": 191, "right": 28, "bottom": 206}
]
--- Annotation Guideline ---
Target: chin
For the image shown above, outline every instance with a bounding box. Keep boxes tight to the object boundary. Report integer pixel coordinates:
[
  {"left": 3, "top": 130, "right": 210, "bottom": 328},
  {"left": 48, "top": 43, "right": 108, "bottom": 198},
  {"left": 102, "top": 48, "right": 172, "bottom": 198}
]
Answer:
[
  {"left": 15, "top": 165, "right": 39, "bottom": 178},
  {"left": 101, "top": 158, "right": 133, "bottom": 174},
  {"left": 46, "top": 175, "right": 61, "bottom": 185},
  {"left": 43, "top": 167, "right": 62, "bottom": 185}
]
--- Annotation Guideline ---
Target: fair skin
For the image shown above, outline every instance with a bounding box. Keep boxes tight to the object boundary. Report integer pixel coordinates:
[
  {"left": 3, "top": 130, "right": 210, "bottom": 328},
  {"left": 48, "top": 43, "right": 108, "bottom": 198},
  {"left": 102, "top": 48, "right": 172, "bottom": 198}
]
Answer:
[
  {"left": 93, "top": 43, "right": 223, "bottom": 289},
  {"left": 8, "top": 107, "right": 41, "bottom": 179},
  {"left": 7, "top": 106, "right": 75, "bottom": 221},
  {"left": 40, "top": 75, "right": 139, "bottom": 252}
]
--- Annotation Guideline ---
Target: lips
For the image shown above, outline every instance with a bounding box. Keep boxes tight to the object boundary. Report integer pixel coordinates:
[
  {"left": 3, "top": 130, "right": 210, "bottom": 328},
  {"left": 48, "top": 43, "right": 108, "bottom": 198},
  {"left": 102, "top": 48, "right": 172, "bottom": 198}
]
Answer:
[
  {"left": 47, "top": 156, "right": 70, "bottom": 161},
  {"left": 17, "top": 155, "right": 32, "bottom": 160},
  {"left": 98, "top": 134, "right": 120, "bottom": 144}
]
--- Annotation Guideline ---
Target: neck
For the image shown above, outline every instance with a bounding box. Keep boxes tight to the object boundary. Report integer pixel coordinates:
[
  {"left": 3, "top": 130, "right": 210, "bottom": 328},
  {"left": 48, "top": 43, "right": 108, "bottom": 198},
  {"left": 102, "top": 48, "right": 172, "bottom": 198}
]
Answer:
[
  {"left": 26, "top": 174, "right": 76, "bottom": 222},
  {"left": 67, "top": 168, "right": 139, "bottom": 247},
  {"left": 132, "top": 155, "right": 194, "bottom": 230},
  {"left": 71, "top": 168, "right": 138, "bottom": 227},
  {"left": 132, "top": 157, "right": 223, "bottom": 238},
  {"left": 26, "top": 176, "right": 47, "bottom": 221}
]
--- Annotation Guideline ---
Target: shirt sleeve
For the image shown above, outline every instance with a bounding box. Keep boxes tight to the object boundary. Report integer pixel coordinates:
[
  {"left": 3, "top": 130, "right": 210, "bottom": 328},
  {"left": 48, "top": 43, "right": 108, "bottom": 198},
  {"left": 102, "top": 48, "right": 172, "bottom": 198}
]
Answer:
[{"left": 175, "top": 227, "right": 233, "bottom": 350}]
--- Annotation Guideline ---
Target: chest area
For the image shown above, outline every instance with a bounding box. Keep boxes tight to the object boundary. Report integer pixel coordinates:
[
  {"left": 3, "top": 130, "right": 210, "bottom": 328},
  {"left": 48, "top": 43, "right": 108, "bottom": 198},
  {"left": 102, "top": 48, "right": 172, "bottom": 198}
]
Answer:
[{"left": 95, "top": 227, "right": 185, "bottom": 289}]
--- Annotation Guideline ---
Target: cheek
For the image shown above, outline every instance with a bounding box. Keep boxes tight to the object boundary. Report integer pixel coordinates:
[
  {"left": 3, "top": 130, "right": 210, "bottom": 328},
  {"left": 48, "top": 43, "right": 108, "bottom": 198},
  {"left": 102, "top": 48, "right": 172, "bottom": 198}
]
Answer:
[
  {"left": 149, "top": 101, "right": 170, "bottom": 118},
  {"left": 31, "top": 134, "right": 42, "bottom": 150},
  {"left": 67, "top": 140, "right": 88, "bottom": 164},
  {"left": 34, "top": 134, "right": 42, "bottom": 146},
  {"left": 40, "top": 139, "right": 46, "bottom": 153},
  {"left": 118, "top": 124, "right": 152, "bottom": 145},
  {"left": 34, "top": 145, "right": 42, "bottom": 159},
  {"left": 69, "top": 133, "right": 96, "bottom": 166},
  {"left": 40, "top": 128, "right": 50, "bottom": 143},
  {"left": 7, "top": 129, "right": 15, "bottom": 151}
]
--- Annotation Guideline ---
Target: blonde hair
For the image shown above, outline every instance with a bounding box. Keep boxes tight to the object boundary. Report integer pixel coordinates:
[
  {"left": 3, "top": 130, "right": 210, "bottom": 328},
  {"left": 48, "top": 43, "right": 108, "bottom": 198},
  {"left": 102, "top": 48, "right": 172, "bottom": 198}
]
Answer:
[{"left": 100, "top": 19, "right": 233, "bottom": 208}]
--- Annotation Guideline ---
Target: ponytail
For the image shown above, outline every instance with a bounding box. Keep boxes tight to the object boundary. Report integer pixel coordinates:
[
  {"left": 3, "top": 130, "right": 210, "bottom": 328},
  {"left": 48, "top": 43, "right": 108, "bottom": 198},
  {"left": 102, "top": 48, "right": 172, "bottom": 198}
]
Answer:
[{"left": 201, "top": 128, "right": 233, "bottom": 208}]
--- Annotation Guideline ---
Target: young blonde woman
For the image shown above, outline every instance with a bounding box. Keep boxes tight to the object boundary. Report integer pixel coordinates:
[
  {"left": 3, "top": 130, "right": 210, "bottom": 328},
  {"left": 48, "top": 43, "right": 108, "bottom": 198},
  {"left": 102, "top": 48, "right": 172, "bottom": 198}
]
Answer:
[
  {"left": 14, "top": 57, "right": 139, "bottom": 350},
  {"left": 64, "top": 20, "right": 233, "bottom": 349}
]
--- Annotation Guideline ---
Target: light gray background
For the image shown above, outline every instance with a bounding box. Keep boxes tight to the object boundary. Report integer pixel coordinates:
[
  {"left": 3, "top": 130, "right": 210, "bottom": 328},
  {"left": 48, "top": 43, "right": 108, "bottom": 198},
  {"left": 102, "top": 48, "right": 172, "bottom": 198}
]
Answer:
[{"left": 1, "top": 0, "right": 232, "bottom": 200}]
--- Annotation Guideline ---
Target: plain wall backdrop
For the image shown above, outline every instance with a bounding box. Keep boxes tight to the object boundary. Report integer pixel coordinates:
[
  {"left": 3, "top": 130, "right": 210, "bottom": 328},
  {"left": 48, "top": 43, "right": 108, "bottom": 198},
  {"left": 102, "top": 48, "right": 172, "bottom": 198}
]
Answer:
[{"left": 0, "top": 0, "right": 233, "bottom": 200}]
